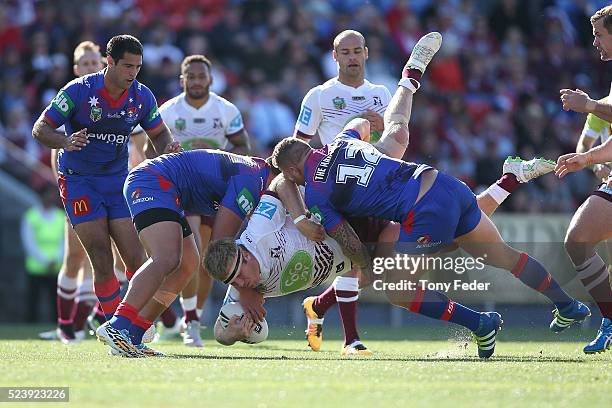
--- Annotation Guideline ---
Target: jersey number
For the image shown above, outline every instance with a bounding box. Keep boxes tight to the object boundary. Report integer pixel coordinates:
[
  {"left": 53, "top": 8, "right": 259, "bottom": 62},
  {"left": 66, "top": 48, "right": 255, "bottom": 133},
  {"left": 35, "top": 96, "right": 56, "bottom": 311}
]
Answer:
[{"left": 335, "top": 143, "right": 382, "bottom": 187}]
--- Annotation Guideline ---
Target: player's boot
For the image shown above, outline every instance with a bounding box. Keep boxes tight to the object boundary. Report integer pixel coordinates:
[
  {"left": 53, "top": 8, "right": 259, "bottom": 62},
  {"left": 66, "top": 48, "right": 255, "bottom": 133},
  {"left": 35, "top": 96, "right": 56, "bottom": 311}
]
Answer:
[
  {"left": 96, "top": 322, "right": 144, "bottom": 358},
  {"left": 183, "top": 321, "right": 204, "bottom": 348},
  {"left": 38, "top": 329, "right": 59, "bottom": 341},
  {"left": 550, "top": 300, "right": 591, "bottom": 333},
  {"left": 583, "top": 318, "right": 612, "bottom": 354},
  {"left": 142, "top": 324, "right": 156, "bottom": 344},
  {"left": 404, "top": 32, "right": 443, "bottom": 74},
  {"left": 136, "top": 343, "right": 167, "bottom": 357},
  {"left": 303, "top": 296, "right": 323, "bottom": 351},
  {"left": 503, "top": 156, "right": 556, "bottom": 183},
  {"left": 56, "top": 327, "right": 79, "bottom": 345},
  {"left": 153, "top": 318, "right": 182, "bottom": 342},
  {"left": 472, "top": 312, "right": 503, "bottom": 359},
  {"left": 74, "top": 330, "right": 86, "bottom": 341},
  {"left": 341, "top": 340, "right": 373, "bottom": 357}
]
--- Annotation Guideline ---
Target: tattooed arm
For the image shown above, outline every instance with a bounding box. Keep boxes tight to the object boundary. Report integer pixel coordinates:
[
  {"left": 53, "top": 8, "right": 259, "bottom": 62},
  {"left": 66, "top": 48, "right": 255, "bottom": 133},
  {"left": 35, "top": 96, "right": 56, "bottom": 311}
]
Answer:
[{"left": 328, "top": 220, "right": 372, "bottom": 276}]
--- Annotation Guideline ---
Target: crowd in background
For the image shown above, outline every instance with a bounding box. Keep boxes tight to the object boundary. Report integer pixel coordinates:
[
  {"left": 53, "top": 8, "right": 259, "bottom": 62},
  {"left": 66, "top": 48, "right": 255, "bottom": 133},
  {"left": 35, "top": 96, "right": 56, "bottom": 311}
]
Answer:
[{"left": 1, "top": 0, "right": 611, "bottom": 212}]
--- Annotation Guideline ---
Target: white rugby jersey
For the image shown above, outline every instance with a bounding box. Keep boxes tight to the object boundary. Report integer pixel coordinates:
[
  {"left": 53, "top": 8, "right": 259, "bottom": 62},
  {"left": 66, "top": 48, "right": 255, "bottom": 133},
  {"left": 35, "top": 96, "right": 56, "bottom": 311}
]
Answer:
[
  {"left": 295, "top": 77, "right": 391, "bottom": 145},
  {"left": 159, "top": 92, "right": 244, "bottom": 150},
  {"left": 224, "top": 194, "right": 350, "bottom": 302}
]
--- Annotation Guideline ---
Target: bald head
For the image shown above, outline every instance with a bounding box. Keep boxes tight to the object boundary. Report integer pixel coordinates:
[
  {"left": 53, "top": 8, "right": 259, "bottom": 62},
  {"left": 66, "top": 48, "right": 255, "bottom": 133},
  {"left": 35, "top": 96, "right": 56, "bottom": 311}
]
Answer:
[{"left": 333, "top": 30, "right": 366, "bottom": 51}]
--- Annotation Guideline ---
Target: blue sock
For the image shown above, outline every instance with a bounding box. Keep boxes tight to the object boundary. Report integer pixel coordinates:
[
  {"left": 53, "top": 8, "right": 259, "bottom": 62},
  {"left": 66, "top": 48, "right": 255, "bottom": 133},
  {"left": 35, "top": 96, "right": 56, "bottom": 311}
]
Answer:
[
  {"left": 109, "top": 315, "right": 132, "bottom": 331},
  {"left": 129, "top": 325, "right": 146, "bottom": 345},
  {"left": 409, "top": 289, "right": 481, "bottom": 331},
  {"left": 512, "top": 254, "right": 572, "bottom": 310}
]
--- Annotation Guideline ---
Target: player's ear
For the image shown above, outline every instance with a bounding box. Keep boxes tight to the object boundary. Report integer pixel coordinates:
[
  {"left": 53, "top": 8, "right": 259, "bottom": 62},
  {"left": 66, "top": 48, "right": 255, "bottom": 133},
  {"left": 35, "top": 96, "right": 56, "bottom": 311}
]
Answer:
[
  {"left": 179, "top": 74, "right": 185, "bottom": 89},
  {"left": 364, "top": 46, "right": 369, "bottom": 60},
  {"left": 332, "top": 49, "right": 338, "bottom": 62},
  {"left": 106, "top": 55, "right": 114, "bottom": 68},
  {"left": 73, "top": 64, "right": 79, "bottom": 77}
]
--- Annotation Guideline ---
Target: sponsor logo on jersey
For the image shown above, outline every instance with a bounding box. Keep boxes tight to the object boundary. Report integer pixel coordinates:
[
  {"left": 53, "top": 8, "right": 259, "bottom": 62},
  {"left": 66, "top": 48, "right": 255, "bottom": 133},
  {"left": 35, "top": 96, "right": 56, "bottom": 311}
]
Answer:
[
  {"left": 131, "top": 189, "right": 141, "bottom": 199},
  {"left": 107, "top": 112, "right": 122, "bottom": 119},
  {"left": 132, "top": 196, "right": 154, "bottom": 205},
  {"left": 415, "top": 234, "right": 442, "bottom": 249},
  {"left": 175, "top": 118, "right": 186, "bottom": 131},
  {"left": 332, "top": 97, "right": 346, "bottom": 110},
  {"left": 313, "top": 145, "right": 340, "bottom": 183},
  {"left": 87, "top": 133, "right": 127, "bottom": 145},
  {"left": 298, "top": 106, "right": 312, "bottom": 126},
  {"left": 51, "top": 91, "right": 75, "bottom": 117},
  {"left": 193, "top": 118, "right": 205, "bottom": 124},
  {"left": 254, "top": 201, "right": 277, "bottom": 219},
  {"left": 236, "top": 188, "right": 255, "bottom": 216},
  {"left": 352, "top": 96, "right": 365, "bottom": 101},
  {"left": 147, "top": 105, "right": 160, "bottom": 123},
  {"left": 71, "top": 196, "right": 91, "bottom": 217},
  {"left": 229, "top": 114, "right": 243, "bottom": 130},
  {"left": 280, "top": 250, "right": 313, "bottom": 294},
  {"left": 90, "top": 106, "right": 102, "bottom": 122},
  {"left": 213, "top": 118, "right": 222, "bottom": 129}
]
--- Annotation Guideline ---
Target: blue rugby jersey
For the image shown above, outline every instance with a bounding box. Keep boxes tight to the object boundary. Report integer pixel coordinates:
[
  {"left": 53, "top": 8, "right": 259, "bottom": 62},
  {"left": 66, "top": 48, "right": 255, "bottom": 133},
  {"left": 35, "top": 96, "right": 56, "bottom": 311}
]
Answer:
[
  {"left": 304, "top": 130, "right": 432, "bottom": 231},
  {"left": 130, "top": 150, "right": 270, "bottom": 219},
  {"left": 44, "top": 70, "right": 163, "bottom": 176}
]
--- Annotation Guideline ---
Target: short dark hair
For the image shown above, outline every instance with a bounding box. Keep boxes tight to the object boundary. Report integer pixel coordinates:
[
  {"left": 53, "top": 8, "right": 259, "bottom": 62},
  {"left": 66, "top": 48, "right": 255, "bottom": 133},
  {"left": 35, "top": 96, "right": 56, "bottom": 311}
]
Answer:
[
  {"left": 181, "top": 54, "right": 212, "bottom": 74},
  {"left": 106, "top": 35, "right": 143, "bottom": 62},
  {"left": 271, "top": 137, "right": 310, "bottom": 169},
  {"left": 204, "top": 239, "right": 239, "bottom": 282}
]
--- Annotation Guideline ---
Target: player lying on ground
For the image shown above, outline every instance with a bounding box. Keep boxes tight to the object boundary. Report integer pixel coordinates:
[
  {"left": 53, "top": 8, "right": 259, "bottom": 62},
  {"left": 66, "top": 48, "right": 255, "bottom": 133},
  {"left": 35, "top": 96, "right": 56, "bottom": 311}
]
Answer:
[
  {"left": 272, "top": 57, "right": 590, "bottom": 358},
  {"left": 95, "top": 150, "right": 321, "bottom": 357}
]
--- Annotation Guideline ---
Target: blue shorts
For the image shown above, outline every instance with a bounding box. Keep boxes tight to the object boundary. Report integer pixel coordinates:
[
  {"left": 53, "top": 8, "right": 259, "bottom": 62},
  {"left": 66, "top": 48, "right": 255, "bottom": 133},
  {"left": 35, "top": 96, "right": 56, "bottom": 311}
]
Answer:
[
  {"left": 397, "top": 172, "right": 481, "bottom": 254},
  {"left": 123, "top": 165, "right": 185, "bottom": 219},
  {"left": 58, "top": 172, "right": 131, "bottom": 226}
]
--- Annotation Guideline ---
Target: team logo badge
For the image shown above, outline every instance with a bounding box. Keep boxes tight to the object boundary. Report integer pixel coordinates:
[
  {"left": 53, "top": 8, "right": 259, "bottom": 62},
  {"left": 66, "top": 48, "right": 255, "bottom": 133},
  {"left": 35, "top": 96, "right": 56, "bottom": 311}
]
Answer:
[
  {"left": 333, "top": 97, "right": 346, "bottom": 110},
  {"left": 90, "top": 106, "right": 102, "bottom": 122},
  {"left": 373, "top": 96, "right": 382, "bottom": 106},
  {"left": 175, "top": 118, "right": 186, "bottom": 131},
  {"left": 213, "top": 118, "right": 222, "bottom": 129},
  {"left": 125, "top": 106, "right": 139, "bottom": 123}
]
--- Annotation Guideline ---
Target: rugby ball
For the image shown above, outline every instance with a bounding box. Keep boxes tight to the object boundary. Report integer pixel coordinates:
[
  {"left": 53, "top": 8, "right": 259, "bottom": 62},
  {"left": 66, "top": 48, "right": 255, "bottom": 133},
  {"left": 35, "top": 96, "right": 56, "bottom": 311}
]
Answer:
[{"left": 218, "top": 302, "right": 268, "bottom": 344}]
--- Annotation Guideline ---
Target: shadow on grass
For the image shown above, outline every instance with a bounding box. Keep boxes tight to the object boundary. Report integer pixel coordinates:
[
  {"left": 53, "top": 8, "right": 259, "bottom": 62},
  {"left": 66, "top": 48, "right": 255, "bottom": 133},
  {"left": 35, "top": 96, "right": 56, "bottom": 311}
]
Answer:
[{"left": 166, "top": 353, "right": 588, "bottom": 363}]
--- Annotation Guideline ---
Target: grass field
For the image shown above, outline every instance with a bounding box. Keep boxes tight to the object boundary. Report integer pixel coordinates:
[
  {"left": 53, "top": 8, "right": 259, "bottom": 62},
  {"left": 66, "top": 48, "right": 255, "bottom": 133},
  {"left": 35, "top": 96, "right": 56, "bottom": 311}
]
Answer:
[{"left": 1, "top": 325, "right": 610, "bottom": 408}]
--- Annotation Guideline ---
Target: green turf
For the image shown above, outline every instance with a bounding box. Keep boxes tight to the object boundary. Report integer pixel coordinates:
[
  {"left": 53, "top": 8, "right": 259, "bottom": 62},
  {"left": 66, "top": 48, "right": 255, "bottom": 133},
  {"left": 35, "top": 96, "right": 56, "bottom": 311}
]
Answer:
[{"left": 0, "top": 325, "right": 610, "bottom": 408}]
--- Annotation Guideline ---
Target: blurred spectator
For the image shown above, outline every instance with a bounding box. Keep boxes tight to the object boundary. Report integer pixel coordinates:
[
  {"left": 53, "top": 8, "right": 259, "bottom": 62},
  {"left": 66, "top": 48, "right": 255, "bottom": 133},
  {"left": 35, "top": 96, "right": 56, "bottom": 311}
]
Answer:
[
  {"left": 0, "top": 0, "right": 610, "bottom": 213},
  {"left": 20, "top": 185, "right": 64, "bottom": 322}
]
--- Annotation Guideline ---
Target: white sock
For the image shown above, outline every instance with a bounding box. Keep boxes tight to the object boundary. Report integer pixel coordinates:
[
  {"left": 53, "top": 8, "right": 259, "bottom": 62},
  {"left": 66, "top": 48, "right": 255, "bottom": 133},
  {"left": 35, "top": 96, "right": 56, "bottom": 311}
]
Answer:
[
  {"left": 484, "top": 184, "right": 510, "bottom": 205},
  {"left": 57, "top": 274, "right": 78, "bottom": 299},
  {"left": 76, "top": 278, "right": 97, "bottom": 303},
  {"left": 398, "top": 77, "right": 420, "bottom": 93},
  {"left": 333, "top": 276, "right": 359, "bottom": 302},
  {"left": 196, "top": 308, "right": 203, "bottom": 319},
  {"left": 180, "top": 295, "right": 197, "bottom": 312}
]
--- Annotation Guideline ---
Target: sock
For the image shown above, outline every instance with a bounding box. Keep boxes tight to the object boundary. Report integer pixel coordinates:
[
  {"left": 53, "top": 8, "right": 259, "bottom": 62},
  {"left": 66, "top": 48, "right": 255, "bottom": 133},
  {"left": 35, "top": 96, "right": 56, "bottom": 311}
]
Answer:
[
  {"left": 125, "top": 269, "right": 135, "bottom": 281},
  {"left": 312, "top": 284, "right": 337, "bottom": 317},
  {"left": 511, "top": 253, "right": 573, "bottom": 310},
  {"left": 485, "top": 184, "right": 510, "bottom": 205},
  {"left": 403, "top": 67, "right": 423, "bottom": 81},
  {"left": 109, "top": 302, "right": 139, "bottom": 331},
  {"left": 181, "top": 295, "right": 199, "bottom": 322},
  {"left": 576, "top": 254, "right": 612, "bottom": 318},
  {"left": 196, "top": 308, "right": 203, "bottom": 319},
  {"left": 130, "top": 316, "right": 153, "bottom": 345},
  {"left": 73, "top": 278, "right": 96, "bottom": 331},
  {"left": 94, "top": 276, "right": 121, "bottom": 320},
  {"left": 497, "top": 173, "right": 520, "bottom": 193},
  {"left": 409, "top": 288, "right": 481, "bottom": 331},
  {"left": 56, "top": 274, "right": 78, "bottom": 326},
  {"left": 160, "top": 307, "right": 177, "bottom": 328},
  {"left": 335, "top": 276, "right": 360, "bottom": 345}
]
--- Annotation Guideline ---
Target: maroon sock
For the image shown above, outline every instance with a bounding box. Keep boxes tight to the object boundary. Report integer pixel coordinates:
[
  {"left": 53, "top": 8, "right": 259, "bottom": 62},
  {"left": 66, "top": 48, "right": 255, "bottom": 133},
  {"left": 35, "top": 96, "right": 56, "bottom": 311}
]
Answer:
[
  {"left": 56, "top": 288, "right": 77, "bottom": 326},
  {"left": 577, "top": 255, "right": 612, "bottom": 318},
  {"left": 336, "top": 290, "right": 359, "bottom": 345},
  {"left": 312, "top": 285, "right": 337, "bottom": 317},
  {"left": 497, "top": 173, "right": 520, "bottom": 193},
  {"left": 160, "top": 307, "right": 177, "bottom": 328},
  {"left": 403, "top": 67, "right": 423, "bottom": 80},
  {"left": 184, "top": 309, "right": 199, "bottom": 323},
  {"left": 73, "top": 301, "right": 95, "bottom": 331}
]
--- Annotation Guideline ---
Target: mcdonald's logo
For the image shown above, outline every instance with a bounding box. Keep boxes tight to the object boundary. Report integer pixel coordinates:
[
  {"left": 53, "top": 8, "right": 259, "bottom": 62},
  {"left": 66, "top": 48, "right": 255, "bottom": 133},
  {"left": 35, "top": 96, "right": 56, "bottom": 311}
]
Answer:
[{"left": 71, "top": 196, "right": 91, "bottom": 216}]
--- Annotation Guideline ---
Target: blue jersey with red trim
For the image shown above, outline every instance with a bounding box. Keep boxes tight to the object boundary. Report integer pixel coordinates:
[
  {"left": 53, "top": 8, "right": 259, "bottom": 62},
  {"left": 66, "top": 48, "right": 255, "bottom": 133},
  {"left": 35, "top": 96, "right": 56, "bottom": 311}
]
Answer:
[
  {"left": 44, "top": 70, "right": 163, "bottom": 176},
  {"left": 304, "top": 130, "right": 432, "bottom": 232},
  {"left": 133, "top": 150, "right": 270, "bottom": 219}
]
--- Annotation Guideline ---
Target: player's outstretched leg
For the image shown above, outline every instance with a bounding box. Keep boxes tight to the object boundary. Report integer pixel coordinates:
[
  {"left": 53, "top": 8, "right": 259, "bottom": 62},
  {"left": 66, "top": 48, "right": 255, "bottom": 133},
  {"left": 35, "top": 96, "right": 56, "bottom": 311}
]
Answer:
[{"left": 375, "top": 32, "right": 442, "bottom": 159}]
